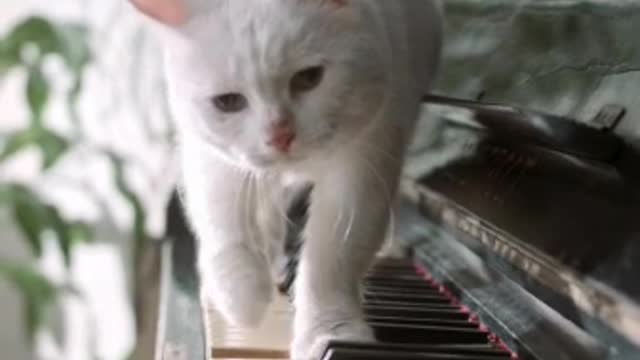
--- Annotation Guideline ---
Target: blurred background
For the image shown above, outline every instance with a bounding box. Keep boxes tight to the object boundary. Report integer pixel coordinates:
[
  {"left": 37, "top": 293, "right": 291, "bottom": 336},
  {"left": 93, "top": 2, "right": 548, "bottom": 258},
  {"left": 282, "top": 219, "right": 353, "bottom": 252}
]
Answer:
[
  {"left": 2, "top": 1, "right": 640, "bottom": 359},
  {"left": 1, "top": 1, "right": 175, "bottom": 359}
]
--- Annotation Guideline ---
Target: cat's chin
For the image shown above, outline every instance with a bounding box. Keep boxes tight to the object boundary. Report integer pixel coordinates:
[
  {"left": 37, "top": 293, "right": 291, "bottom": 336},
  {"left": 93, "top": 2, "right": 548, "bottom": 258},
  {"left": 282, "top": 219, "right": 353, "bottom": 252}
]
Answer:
[{"left": 240, "top": 153, "right": 306, "bottom": 171}]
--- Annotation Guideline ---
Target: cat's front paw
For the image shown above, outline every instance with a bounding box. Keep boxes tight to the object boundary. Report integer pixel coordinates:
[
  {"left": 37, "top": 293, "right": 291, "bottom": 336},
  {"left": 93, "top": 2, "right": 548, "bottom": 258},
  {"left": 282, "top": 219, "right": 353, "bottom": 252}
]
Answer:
[
  {"left": 200, "top": 245, "right": 273, "bottom": 328},
  {"left": 290, "top": 317, "right": 374, "bottom": 360}
]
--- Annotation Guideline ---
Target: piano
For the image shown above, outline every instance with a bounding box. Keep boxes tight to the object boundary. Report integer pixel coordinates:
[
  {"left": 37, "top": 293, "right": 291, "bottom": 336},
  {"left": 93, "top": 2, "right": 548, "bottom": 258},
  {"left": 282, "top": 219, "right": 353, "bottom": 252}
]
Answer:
[{"left": 155, "top": 95, "right": 640, "bottom": 360}]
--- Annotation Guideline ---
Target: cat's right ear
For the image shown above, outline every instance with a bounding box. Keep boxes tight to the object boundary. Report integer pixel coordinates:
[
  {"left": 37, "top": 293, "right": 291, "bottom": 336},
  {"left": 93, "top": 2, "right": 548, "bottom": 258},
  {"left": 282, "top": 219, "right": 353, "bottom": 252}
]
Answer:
[{"left": 129, "top": 0, "right": 189, "bottom": 26}]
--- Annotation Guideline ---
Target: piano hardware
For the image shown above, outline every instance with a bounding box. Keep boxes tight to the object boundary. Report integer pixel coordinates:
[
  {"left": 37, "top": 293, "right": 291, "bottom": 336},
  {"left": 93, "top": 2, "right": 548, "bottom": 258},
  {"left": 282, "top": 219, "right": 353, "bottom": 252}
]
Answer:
[{"left": 157, "top": 94, "right": 640, "bottom": 360}]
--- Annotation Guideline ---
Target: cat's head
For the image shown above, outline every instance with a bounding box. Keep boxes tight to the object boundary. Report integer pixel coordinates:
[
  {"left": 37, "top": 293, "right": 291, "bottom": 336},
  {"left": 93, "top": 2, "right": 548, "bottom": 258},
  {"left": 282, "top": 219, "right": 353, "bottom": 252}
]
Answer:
[{"left": 132, "top": 0, "right": 389, "bottom": 170}]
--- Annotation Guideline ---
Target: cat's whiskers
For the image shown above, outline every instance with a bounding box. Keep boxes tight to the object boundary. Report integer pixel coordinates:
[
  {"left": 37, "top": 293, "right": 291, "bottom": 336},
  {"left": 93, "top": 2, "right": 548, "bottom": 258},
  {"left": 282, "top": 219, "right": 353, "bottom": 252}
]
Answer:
[
  {"left": 247, "top": 174, "right": 263, "bottom": 255},
  {"left": 250, "top": 173, "right": 268, "bottom": 255},
  {"left": 357, "top": 140, "right": 403, "bottom": 164},
  {"left": 237, "top": 171, "right": 255, "bottom": 254},
  {"left": 358, "top": 136, "right": 406, "bottom": 244},
  {"left": 259, "top": 171, "right": 296, "bottom": 228},
  {"left": 351, "top": 151, "right": 397, "bottom": 252},
  {"left": 342, "top": 204, "right": 356, "bottom": 247},
  {"left": 234, "top": 170, "right": 250, "bottom": 229}
]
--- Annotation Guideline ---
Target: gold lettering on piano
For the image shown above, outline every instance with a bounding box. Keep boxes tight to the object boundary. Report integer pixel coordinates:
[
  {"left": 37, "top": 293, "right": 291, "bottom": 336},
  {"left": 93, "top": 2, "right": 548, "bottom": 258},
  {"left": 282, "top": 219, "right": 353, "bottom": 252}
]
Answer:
[
  {"left": 413, "top": 184, "right": 640, "bottom": 348},
  {"left": 439, "top": 205, "right": 543, "bottom": 279},
  {"left": 434, "top": 201, "right": 640, "bottom": 344}
]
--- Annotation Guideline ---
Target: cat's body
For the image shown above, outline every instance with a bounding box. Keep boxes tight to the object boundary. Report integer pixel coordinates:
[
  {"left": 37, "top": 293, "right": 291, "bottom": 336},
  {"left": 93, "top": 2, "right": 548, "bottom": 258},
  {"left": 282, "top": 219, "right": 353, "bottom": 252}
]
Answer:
[{"left": 131, "top": 0, "right": 442, "bottom": 358}]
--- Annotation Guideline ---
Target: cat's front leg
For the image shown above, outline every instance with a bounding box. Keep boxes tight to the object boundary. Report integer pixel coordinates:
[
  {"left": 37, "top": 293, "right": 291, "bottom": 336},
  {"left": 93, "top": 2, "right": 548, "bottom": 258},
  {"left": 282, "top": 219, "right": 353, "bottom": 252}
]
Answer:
[
  {"left": 181, "top": 154, "right": 275, "bottom": 327},
  {"left": 291, "top": 138, "right": 405, "bottom": 359}
]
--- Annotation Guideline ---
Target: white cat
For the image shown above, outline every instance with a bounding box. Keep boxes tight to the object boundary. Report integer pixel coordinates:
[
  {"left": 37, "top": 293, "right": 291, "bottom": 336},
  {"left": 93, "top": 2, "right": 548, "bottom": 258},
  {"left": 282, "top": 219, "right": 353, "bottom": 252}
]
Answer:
[{"left": 130, "top": 0, "right": 442, "bottom": 358}]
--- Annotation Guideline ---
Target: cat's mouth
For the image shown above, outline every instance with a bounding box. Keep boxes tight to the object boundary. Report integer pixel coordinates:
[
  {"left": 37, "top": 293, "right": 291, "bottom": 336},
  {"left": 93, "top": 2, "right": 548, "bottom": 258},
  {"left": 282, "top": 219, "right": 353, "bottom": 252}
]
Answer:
[{"left": 235, "top": 131, "right": 339, "bottom": 169}]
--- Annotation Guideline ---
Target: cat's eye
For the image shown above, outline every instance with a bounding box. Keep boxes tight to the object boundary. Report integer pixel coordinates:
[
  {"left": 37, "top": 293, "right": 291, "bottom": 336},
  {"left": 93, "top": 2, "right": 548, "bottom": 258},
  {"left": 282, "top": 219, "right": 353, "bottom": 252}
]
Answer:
[
  {"left": 212, "top": 93, "right": 248, "bottom": 113},
  {"left": 290, "top": 66, "right": 325, "bottom": 94}
]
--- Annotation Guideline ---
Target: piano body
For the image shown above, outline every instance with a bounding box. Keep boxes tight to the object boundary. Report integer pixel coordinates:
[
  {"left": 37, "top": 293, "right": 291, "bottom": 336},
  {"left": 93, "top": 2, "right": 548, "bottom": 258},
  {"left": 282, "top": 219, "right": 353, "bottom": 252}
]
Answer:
[
  {"left": 154, "top": 3, "right": 640, "bottom": 359},
  {"left": 155, "top": 93, "right": 640, "bottom": 360}
]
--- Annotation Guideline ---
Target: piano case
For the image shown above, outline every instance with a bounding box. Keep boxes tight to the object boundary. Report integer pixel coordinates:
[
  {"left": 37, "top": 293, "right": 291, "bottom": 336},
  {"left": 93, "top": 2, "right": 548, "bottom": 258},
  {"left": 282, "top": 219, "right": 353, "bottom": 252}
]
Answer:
[
  {"left": 157, "top": 95, "right": 640, "bottom": 360},
  {"left": 401, "top": 95, "right": 640, "bottom": 360}
]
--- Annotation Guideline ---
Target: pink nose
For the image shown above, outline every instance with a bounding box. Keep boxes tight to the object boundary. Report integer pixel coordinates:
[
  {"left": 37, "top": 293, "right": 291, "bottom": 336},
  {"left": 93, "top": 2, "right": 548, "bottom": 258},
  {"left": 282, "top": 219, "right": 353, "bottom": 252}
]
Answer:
[{"left": 268, "top": 126, "right": 296, "bottom": 153}]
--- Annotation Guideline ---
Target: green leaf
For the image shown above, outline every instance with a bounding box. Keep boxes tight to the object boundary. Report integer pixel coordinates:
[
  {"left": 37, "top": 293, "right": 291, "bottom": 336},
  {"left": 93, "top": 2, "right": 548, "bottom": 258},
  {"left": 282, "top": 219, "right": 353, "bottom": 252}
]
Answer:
[
  {"left": 2, "top": 17, "right": 61, "bottom": 62},
  {"left": 38, "top": 130, "right": 69, "bottom": 170},
  {"left": 42, "top": 208, "right": 92, "bottom": 267},
  {"left": 55, "top": 24, "right": 92, "bottom": 74},
  {"left": 68, "top": 221, "right": 94, "bottom": 245},
  {"left": 0, "top": 39, "right": 19, "bottom": 76},
  {"left": 1, "top": 16, "right": 91, "bottom": 145},
  {"left": 55, "top": 24, "right": 91, "bottom": 134},
  {"left": 58, "top": 25, "right": 91, "bottom": 135},
  {"left": 0, "top": 184, "right": 87, "bottom": 264},
  {"left": 107, "top": 153, "right": 147, "bottom": 255},
  {"left": 0, "top": 183, "right": 23, "bottom": 203},
  {"left": 46, "top": 206, "right": 73, "bottom": 266},
  {"left": 11, "top": 196, "right": 49, "bottom": 257},
  {"left": 0, "top": 128, "right": 69, "bottom": 169},
  {"left": 0, "top": 262, "right": 59, "bottom": 340},
  {"left": 0, "top": 130, "right": 36, "bottom": 162},
  {"left": 26, "top": 66, "right": 49, "bottom": 125},
  {"left": 0, "top": 185, "right": 11, "bottom": 203},
  {"left": 0, "top": 16, "right": 93, "bottom": 83}
]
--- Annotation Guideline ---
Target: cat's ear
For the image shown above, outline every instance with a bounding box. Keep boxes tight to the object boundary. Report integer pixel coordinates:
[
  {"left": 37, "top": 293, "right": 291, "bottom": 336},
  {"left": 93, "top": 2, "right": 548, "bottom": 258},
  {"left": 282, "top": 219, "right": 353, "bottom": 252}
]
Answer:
[{"left": 129, "top": 0, "right": 189, "bottom": 26}]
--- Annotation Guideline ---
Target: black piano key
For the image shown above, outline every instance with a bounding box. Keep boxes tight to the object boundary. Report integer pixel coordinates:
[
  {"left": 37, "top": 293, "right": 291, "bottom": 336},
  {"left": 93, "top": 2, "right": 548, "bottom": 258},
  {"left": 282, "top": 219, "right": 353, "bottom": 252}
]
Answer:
[
  {"left": 365, "top": 316, "right": 478, "bottom": 329},
  {"left": 325, "top": 341, "right": 510, "bottom": 356},
  {"left": 364, "top": 305, "right": 470, "bottom": 321},
  {"left": 366, "top": 300, "right": 459, "bottom": 310},
  {"left": 373, "top": 258, "right": 414, "bottom": 266},
  {"left": 330, "top": 343, "right": 509, "bottom": 355},
  {"left": 364, "top": 291, "right": 451, "bottom": 304},
  {"left": 366, "top": 275, "right": 427, "bottom": 282},
  {"left": 370, "top": 322, "right": 489, "bottom": 345},
  {"left": 367, "top": 275, "right": 425, "bottom": 282},
  {"left": 368, "top": 267, "right": 419, "bottom": 275},
  {"left": 373, "top": 320, "right": 480, "bottom": 333},
  {"left": 363, "top": 289, "right": 451, "bottom": 305},
  {"left": 370, "top": 263, "right": 416, "bottom": 271},
  {"left": 368, "top": 267, "right": 420, "bottom": 274},
  {"left": 365, "top": 285, "right": 441, "bottom": 296},
  {"left": 323, "top": 348, "right": 511, "bottom": 360},
  {"left": 365, "top": 280, "right": 439, "bottom": 290}
]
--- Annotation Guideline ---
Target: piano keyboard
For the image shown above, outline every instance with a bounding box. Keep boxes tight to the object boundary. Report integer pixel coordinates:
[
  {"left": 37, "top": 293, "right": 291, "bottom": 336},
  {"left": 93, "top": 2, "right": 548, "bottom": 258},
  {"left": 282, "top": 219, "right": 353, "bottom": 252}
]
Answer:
[{"left": 203, "top": 258, "right": 517, "bottom": 360}]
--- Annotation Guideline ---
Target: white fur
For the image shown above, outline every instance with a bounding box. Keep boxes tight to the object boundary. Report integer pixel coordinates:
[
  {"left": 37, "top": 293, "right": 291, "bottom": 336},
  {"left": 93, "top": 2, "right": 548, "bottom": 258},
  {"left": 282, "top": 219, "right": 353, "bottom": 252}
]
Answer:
[{"left": 134, "top": 1, "right": 442, "bottom": 358}]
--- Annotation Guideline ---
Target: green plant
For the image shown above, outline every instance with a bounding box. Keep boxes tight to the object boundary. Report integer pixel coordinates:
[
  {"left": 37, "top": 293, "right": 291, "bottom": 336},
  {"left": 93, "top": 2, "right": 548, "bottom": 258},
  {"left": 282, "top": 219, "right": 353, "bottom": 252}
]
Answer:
[{"left": 0, "top": 15, "right": 154, "bottom": 355}]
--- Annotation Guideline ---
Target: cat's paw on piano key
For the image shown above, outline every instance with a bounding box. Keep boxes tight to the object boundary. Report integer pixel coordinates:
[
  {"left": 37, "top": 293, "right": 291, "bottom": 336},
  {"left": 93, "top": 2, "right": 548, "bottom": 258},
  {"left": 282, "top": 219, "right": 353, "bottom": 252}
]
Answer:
[{"left": 291, "top": 318, "right": 374, "bottom": 360}]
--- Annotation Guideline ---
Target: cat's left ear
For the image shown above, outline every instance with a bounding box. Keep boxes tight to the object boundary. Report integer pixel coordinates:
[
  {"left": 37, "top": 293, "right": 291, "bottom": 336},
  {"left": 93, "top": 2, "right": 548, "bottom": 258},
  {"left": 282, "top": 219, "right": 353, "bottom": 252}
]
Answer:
[{"left": 129, "top": 0, "right": 189, "bottom": 26}]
